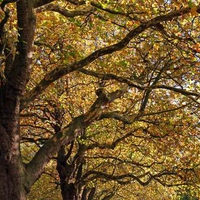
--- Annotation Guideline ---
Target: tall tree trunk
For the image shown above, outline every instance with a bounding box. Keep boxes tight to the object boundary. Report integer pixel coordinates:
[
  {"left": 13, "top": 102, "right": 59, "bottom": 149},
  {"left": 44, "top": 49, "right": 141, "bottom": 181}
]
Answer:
[
  {"left": 57, "top": 145, "right": 82, "bottom": 200},
  {"left": 0, "top": 163, "right": 26, "bottom": 200},
  {"left": 0, "top": 152, "right": 27, "bottom": 200},
  {"left": 0, "top": 0, "right": 35, "bottom": 199},
  {"left": 59, "top": 176, "right": 96, "bottom": 200}
]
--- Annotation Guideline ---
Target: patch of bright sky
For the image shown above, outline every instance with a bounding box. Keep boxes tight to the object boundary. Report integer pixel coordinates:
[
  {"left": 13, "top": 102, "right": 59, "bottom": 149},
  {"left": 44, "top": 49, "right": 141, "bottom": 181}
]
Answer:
[{"left": 164, "top": 0, "right": 171, "bottom": 3}]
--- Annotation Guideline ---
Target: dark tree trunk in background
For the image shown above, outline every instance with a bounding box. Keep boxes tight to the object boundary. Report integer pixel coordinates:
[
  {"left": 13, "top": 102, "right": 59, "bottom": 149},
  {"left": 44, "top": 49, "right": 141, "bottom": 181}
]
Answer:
[{"left": 57, "top": 145, "right": 96, "bottom": 200}]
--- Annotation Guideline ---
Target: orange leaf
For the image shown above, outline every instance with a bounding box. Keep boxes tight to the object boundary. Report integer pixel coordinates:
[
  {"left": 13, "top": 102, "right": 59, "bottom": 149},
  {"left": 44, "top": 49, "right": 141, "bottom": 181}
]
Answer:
[{"left": 190, "top": 6, "right": 198, "bottom": 16}]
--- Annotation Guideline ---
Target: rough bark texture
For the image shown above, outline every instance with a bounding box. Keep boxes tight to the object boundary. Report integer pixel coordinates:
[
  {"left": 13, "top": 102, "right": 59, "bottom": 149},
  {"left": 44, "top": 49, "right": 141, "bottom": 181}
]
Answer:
[{"left": 0, "top": 0, "right": 35, "bottom": 199}]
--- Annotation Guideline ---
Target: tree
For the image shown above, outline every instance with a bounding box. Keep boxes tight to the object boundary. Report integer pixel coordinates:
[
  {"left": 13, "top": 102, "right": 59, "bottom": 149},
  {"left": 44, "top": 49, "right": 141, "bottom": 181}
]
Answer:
[{"left": 0, "top": 0, "right": 200, "bottom": 199}]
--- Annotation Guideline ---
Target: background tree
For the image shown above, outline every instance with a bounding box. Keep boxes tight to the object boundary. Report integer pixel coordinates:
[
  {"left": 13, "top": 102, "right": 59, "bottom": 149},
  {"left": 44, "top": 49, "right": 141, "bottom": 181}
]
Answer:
[{"left": 0, "top": 0, "right": 200, "bottom": 200}]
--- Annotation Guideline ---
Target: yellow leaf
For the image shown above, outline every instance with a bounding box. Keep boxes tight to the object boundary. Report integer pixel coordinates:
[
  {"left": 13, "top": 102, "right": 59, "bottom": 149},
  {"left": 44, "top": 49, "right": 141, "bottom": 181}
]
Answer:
[{"left": 126, "top": 21, "right": 133, "bottom": 27}]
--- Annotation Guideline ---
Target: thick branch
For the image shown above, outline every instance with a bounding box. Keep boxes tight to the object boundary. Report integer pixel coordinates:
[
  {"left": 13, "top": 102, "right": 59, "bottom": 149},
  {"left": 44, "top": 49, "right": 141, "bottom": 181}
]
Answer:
[
  {"left": 79, "top": 68, "right": 144, "bottom": 90},
  {"left": 79, "top": 69, "right": 200, "bottom": 99},
  {"left": 81, "top": 170, "right": 178, "bottom": 186},
  {"left": 25, "top": 88, "right": 125, "bottom": 189},
  {"left": 36, "top": 4, "right": 93, "bottom": 17},
  {"left": 21, "top": 5, "right": 200, "bottom": 109}
]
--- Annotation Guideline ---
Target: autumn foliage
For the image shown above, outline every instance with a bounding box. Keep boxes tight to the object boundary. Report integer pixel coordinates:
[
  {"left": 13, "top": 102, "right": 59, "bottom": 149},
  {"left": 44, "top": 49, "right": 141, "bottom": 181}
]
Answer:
[{"left": 0, "top": 0, "right": 200, "bottom": 200}]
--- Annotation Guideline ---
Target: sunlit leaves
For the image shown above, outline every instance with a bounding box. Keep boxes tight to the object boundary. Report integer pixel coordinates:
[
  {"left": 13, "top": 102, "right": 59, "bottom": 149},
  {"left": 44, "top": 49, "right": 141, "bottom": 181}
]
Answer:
[{"left": 17, "top": 0, "right": 200, "bottom": 199}]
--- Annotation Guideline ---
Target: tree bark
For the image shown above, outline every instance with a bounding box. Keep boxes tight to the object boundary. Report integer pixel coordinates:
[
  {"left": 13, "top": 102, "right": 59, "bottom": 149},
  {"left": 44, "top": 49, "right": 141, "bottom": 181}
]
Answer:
[
  {"left": 0, "top": 0, "right": 35, "bottom": 199},
  {"left": 57, "top": 145, "right": 96, "bottom": 200},
  {"left": 0, "top": 87, "right": 27, "bottom": 199}
]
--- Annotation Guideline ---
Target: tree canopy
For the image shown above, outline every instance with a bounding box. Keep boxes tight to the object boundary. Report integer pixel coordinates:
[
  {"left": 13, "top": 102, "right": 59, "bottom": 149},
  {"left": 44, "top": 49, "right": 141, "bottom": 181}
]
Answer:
[{"left": 0, "top": 0, "right": 199, "bottom": 199}]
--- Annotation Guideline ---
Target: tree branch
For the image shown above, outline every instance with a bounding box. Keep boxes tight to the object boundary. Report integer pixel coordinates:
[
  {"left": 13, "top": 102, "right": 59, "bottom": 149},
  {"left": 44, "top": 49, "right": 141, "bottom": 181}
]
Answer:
[
  {"left": 0, "top": 0, "right": 17, "bottom": 10},
  {"left": 25, "top": 88, "right": 126, "bottom": 189},
  {"left": 86, "top": 128, "right": 141, "bottom": 150},
  {"left": 79, "top": 68, "right": 144, "bottom": 90},
  {"left": 139, "top": 59, "right": 172, "bottom": 113},
  {"left": 81, "top": 170, "right": 179, "bottom": 186},
  {"left": 100, "top": 111, "right": 135, "bottom": 124},
  {"left": 152, "top": 85, "right": 200, "bottom": 97},
  {"left": 90, "top": 1, "right": 145, "bottom": 18},
  {"left": 66, "top": 0, "right": 85, "bottom": 5},
  {"left": 21, "top": 5, "right": 200, "bottom": 109},
  {"left": 36, "top": 4, "right": 93, "bottom": 17}
]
